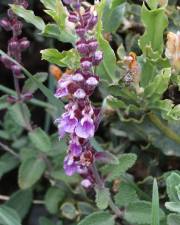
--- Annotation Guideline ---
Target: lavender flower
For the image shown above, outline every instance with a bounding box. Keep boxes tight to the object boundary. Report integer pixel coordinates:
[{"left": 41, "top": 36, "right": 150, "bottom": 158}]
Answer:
[
  {"left": 0, "top": 0, "right": 30, "bottom": 78},
  {"left": 55, "top": 1, "right": 103, "bottom": 187}
]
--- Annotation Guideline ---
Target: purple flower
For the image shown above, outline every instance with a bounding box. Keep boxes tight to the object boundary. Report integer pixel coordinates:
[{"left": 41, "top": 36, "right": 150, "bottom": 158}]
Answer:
[
  {"left": 64, "top": 155, "right": 78, "bottom": 176},
  {"left": 54, "top": 0, "right": 103, "bottom": 187},
  {"left": 54, "top": 74, "right": 72, "bottom": 98},
  {"left": 75, "top": 116, "right": 95, "bottom": 139},
  {"left": 56, "top": 113, "right": 78, "bottom": 138}
]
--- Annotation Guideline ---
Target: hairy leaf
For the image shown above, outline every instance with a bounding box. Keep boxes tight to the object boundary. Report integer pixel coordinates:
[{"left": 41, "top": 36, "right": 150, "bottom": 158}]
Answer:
[
  {"left": 166, "top": 172, "right": 180, "bottom": 202},
  {"left": 95, "top": 187, "right": 110, "bottom": 209},
  {"left": 41, "top": 48, "right": 80, "bottom": 69},
  {"left": 28, "top": 127, "right": 52, "bottom": 152},
  {"left": 10, "top": 5, "right": 45, "bottom": 30},
  {"left": 101, "top": 153, "right": 137, "bottom": 181},
  {"left": 45, "top": 187, "right": 66, "bottom": 214},
  {"left": 18, "top": 157, "right": 46, "bottom": 189},
  {"left": 23, "top": 72, "right": 48, "bottom": 93},
  {"left": 0, "top": 206, "right": 21, "bottom": 225},
  {"left": 139, "top": 3, "right": 168, "bottom": 54},
  {"left": 78, "top": 212, "right": 115, "bottom": 225},
  {"left": 114, "top": 182, "right": 139, "bottom": 207},
  {"left": 124, "top": 201, "right": 165, "bottom": 225},
  {"left": 167, "top": 213, "right": 180, "bottom": 225},
  {"left": 5, "top": 189, "right": 33, "bottom": 219}
]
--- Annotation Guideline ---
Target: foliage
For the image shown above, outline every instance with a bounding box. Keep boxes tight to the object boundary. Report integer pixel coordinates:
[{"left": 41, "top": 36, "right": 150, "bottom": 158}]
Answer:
[{"left": 0, "top": 0, "right": 180, "bottom": 224}]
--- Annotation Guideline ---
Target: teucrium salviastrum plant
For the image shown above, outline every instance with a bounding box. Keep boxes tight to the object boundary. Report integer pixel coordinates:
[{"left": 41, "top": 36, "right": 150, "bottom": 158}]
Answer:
[{"left": 0, "top": 0, "right": 180, "bottom": 225}]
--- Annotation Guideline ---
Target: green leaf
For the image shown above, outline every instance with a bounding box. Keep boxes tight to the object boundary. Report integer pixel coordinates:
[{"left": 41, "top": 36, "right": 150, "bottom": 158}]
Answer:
[
  {"left": 23, "top": 72, "right": 48, "bottom": 93},
  {"left": 147, "top": 0, "right": 158, "bottom": 9},
  {"left": 41, "top": 48, "right": 80, "bottom": 69},
  {"left": 165, "top": 202, "right": 180, "bottom": 213},
  {"left": 77, "top": 202, "right": 95, "bottom": 215},
  {"left": 39, "top": 217, "right": 56, "bottom": 225},
  {"left": 144, "top": 68, "right": 171, "bottom": 100},
  {"left": 139, "top": 3, "right": 168, "bottom": 54},
  {"left": 28, "top": 127, "right": 52, "bottom": 152},
  {"left": 101, "top": 153, "right": 137, "bottom": 181},
  {"left": 106, "top": 96, "right": 126, "bottom": 109},
  {"left": 5, "top": 189, "right": 33, "bottom": 220},
  {"left": 45, "top": 187, "right": 66, "bottom": 214},
  {"left": 0, "top": 153, "right": 19, "bottom": 178},
  {"left": 78, "top": 212, "right": 115, "bottom": 225},
  {"left": 42, "top": 23, "right": 76, "bottom": 43},
  {"left": 167, "top": 213, "right": 180, "bottom": 225},
  {"left": 40, "top": 0, "right": 56, "bottom": 10},
  {"left": 0, "top": 95, "right": 9, "bottom": 110},
  {"left": 114, "top": 182, "right": 139, "bottom": 207},
  {"left": 96, "top": 0, "right": 117, "bottom": 83},
  {"left": 103, "top": 0, "right": 126, "bottom": 32},
  {"left": 51, "top": 169, "right": 80, "bottom": 184},
  {"left": 8, "top": 103, "right": 31, "bottom": 128},
  {"left": 166, "top": 172, "right": 180, "bottom": 202},
  {"left": 18, "top": 157, "right": 46, "bottom": 189},
  {"left": 110, "top": 0, "right": 125, "bottom": 9},
  {"left": 167, "top": 105, "right": 180, "bottom": 121},
  {"left": 61, "top": 202, "right": 77, "bottom": 220},
  {"left": 151, "top": 179, "right": 160, "bottom": 225},
  {"left": 10, "top": 5, "right": 45, "bottom": 30},
  {"left": 124, "top": 201, "right": 165, "bottom": 225},
  {"left": 95, "top": 187, "right": 110, "bottom": 210},
  {"left": 0, "top": 206, "right": 21, "bottom": 225},
  {"left": 41, "top": 0, "right": 66, "bottom": 28}
]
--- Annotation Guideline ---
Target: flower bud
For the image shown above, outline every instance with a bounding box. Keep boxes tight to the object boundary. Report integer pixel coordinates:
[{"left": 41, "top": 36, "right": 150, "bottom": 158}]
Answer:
[
  {"left": 21, "top": 1, "right": 29, "bottom": 9},
  {"left": 0, "top": 18, "right": 11, "bottom": 31},
  {"left": 9, "top": 40, "right": 19, "bottom": 51},
  {"left": 76, "top": 40, "right": 89, "bottom": 54},
  {"left": 72, "top": 73, "right": 84, "bottom": 82},
  {"left": 92, "top": 51, "right": 103, "bottom": 65},
  {"left": 75, "top": 26, "right": 86, "bottom": 37},
  {"left": 20, "top": 37, "right": 30, "bottom": 50},
  {"left": 86, "top": 77, "right": 98, "bottom": 86},
  {"left": 87, "top": 15, "right": 98, "bottom": 30},
  {"left": 7, "top": 9, "right": 15, "bottom": 19},
  {"left": 13, "top": 21, "right": 23, "bottom": 36},
  {"left": 82, "top": 9, "right": 91, "bottom": 21},
  {"left": 68, "top": 12, "right": 78, "bottom": 23},
  {"left": 73, "top": 88, "right": 86, "bottom": 99},
  {"left": 81, "top": 179, "right": 92, "bottom": 188},
  {"left": 11, "top": 65, "right": 21, "bottom": 76},
  {"left": 81, "top": 58, "right": 92, "bottom": 71},
  {"left": 87, "top": 39, "right": 98, "bottom": 53}
]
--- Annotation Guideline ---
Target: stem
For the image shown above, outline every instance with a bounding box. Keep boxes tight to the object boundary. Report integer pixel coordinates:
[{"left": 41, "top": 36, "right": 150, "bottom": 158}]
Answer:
[
  {"left": 12, "top": 73, "right": 33, "bottom": 132},
  {"left": 0, "top": 142, "right": 20, "bottom": 159},
  {"left": 109, "top": 198, "right": 123, "bottom": 218},
  {"left": 0, "top": 85, "right": 55, "bottom": 110},
  {"left": 148, "top": 112, "right": 180, "bottom": 144},
  {"left": 91, "top": 163, "right": 123, "bottom": 218},
  {"left": 0, "top": 194, "right": 44, "bottom": 205},
  {"left": 91, "top": 163, "right": 104, "bottom": 187}
]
